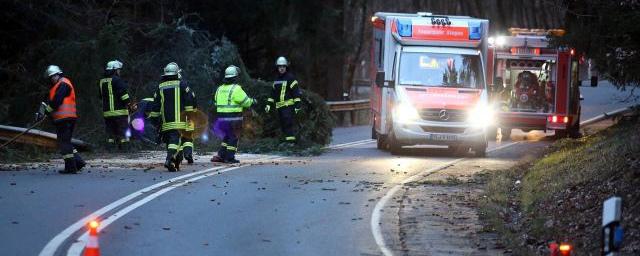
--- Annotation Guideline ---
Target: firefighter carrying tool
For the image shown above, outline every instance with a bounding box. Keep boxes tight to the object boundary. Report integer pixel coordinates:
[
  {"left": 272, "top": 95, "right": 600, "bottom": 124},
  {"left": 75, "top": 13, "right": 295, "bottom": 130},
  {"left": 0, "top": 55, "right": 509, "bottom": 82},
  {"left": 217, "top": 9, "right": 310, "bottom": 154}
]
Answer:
[
  {"left": 37, "top": 65, "right": 86, "bottom": 174},
  {"left": 148, "top": 62, "right": 197, "bottom": 172},
  {"left": 98, "top": 60, "right": 131, "bottom": 150},
  {"left": 211, "top": 65, "right": 256, "bottom": 164},
  {"left": 265, "top": 56, "right": 302, "bottom": 144}
]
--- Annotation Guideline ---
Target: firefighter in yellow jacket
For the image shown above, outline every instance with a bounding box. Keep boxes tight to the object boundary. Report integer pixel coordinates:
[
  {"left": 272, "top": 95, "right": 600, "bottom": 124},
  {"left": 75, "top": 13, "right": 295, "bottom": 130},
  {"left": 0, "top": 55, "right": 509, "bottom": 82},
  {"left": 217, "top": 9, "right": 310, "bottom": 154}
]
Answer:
[
  {"left": 148, "top": 62, "right": 197, "bottom": 172},
  {"left": 210, "top": 65, "right": 256, "bottom": 164}
]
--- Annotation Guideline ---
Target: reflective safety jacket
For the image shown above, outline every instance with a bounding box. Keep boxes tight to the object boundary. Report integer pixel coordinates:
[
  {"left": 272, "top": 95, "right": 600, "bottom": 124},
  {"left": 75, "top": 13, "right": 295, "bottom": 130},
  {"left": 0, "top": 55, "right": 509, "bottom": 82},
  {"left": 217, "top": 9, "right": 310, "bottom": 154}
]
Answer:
[
  {"left": 99, "top": 75, "right": 130, "bottom": 117},
  {"left": 267, "top": 72, "right": 301, "bottom": 109},
  {"left": 46, "top": 77, "right": 77, "bottom": 121},
  {"left": 214, "top": 83, "right": 254, "bottom": 121},
  {"left": 148, "top": 78, "right": 196, "bottom": 132}
]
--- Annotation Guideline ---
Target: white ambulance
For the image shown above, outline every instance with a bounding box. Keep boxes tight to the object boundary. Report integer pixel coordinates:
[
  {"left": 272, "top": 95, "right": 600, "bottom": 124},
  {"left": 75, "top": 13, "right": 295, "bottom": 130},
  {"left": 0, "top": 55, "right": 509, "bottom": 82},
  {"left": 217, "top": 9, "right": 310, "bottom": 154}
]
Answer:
[{"left": 370, "top": 12, "right": 492, "bottom": 156}]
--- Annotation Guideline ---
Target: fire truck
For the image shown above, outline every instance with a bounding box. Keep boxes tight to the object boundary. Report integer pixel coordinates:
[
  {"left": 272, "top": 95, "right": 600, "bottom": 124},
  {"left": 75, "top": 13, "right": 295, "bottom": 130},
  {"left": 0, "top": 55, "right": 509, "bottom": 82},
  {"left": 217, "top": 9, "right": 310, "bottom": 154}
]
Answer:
[
  {"left": 487, "top": 28, "right": 582, "bottom": 139},
  {"left": 370, "top": 12, "right": 491, "bottom": 156}
]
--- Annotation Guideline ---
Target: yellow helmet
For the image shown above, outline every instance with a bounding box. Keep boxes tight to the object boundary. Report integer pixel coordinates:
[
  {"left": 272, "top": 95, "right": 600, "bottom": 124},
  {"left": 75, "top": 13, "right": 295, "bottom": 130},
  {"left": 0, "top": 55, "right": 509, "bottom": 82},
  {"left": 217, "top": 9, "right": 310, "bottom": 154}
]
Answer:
[
  {"left": 276, "top": 56, "right": 288, "bottom": 66},
  {"left": 106, "top": 60, "right": 123, "bottom": 70},
  {"left": 163, "top": 62, "right": 181, "bottom": 76},
  {"left": 45, "top": 65, "right": 63, "bottom": 77},
  {"left": 224, "top": 65, "right": 240, "bottom": 78}
]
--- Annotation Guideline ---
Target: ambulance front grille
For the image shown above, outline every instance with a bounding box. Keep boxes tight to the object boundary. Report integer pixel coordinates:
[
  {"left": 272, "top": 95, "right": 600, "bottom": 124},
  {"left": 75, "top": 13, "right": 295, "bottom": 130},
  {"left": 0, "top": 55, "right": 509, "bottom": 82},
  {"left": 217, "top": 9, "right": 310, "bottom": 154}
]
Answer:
[{"left": 419, "top": 109, "right": 466, "bottom": 122}]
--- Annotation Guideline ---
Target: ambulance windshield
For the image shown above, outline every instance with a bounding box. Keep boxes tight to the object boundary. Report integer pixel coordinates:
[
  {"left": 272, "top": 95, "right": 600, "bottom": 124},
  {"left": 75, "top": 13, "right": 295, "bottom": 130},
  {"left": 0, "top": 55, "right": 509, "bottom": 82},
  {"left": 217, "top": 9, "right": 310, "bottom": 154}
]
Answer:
[{"left": 399, "top": 52, "right": 484, "bottom": 89}]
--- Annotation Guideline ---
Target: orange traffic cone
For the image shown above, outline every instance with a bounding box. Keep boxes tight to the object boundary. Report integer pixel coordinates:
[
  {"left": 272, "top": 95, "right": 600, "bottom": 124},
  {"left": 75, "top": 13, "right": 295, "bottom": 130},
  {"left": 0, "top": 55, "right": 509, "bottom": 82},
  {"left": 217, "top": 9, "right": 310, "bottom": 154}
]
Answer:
[{"left": 84, "top": 220, "right": 100, "bottom": 256}]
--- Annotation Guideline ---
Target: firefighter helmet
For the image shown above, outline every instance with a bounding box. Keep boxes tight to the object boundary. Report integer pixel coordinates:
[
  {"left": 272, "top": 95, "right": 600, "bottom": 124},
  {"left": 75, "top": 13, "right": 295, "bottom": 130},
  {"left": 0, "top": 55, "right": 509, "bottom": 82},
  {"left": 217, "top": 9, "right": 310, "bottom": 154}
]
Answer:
[
  {"left": 275, "top": 56, "right": 288, "bottom": 66},
  {"left": 224, "top": 65, "right": 240, "bottom": 78},
  {"left": 106, "top": 60, "right": 123, "bottom": 70},
  {"left": 163, "top": 62, "right": 181, "bottom": 76},
  {"left": 45, "top": 65, "right": 63, "bottom": 77}
]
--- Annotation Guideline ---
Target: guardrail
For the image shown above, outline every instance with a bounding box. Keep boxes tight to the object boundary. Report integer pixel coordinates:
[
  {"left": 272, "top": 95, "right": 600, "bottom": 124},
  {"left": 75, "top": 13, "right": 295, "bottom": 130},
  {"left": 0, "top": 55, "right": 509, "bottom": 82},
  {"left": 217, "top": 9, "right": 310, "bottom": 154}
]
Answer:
[
  {"left": 326, "top": 99, "right": 370, "bottom": 126},
  {"left": 0, "top": 124, "right": 91, "bottom": 151}
]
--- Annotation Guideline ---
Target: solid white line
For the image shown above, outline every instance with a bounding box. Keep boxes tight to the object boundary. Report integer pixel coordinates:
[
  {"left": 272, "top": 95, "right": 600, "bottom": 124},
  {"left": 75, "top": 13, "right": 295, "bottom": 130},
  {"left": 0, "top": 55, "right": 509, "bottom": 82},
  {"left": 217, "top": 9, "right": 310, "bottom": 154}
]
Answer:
[
  {"left": 370, "top": 141, "right": 518, "bottom": 256},
  {"left": 326, "top": 139, "right": 375, "bottom": 149},
  {"left": 39, "top": 156, "right": 282, "bottom": 256},
  {"left": 66, "top": 165, "right": 249, "bottom": 256}
]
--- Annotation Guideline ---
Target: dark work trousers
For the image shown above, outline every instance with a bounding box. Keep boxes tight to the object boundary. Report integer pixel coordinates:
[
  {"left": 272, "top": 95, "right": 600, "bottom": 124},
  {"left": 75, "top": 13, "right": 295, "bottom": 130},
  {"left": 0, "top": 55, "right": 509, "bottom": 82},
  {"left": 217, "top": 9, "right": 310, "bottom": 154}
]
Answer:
[
  {"left": 213, "top": 119, "right": 242, "bottom": 161},
  {"left": 277, "top": 106, "right": 296, "bottom": 142},
  {"left": 162, "top": 130, "right": 182, "bottom": 162},
  {"left": 180, "top": 130, "right": 194, "bottom": 159},
  {"left": 104, "top": 116, "right": 130, "bottom": 145},
  {"left": 55, "top": 119, "right": 83, "bottom": 169}
]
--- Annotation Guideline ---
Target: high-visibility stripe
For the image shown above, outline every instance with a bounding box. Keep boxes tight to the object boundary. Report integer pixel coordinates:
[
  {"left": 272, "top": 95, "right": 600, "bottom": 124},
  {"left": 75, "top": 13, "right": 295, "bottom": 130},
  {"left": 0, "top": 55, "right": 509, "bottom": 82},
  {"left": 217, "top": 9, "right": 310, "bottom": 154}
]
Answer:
[
  {"left": 226, "top": 146, "right": 237, "bottom": 151},
  {"left": 161, "top": 122, "right": 187, "bottom": 131},
  {"left": 159, "top": 80, "right": 180, "bottom": 88},
  {"left": 148, "top": 112, "right": 161, "bottom": 118},
  {"left": 279, "top": 81, "right": 287, "bottom": 102},
  {"left": 294, "top": 98, "right": 301, "bottom": 102},
  {"left": 221, "top": 142, "right": 228, "bottom": 147},
  {"left": 217, "top": 117, "right": 244, "bottom": 121},
  {"left": 174, "top": 86, "right": 180, "bottom": 127},
  {"left": 276, "top": 100, "right": 295, "bottom": 108},
  {"left": 168, "top": 144, "right": 179, "bottom": 150},
  {"left": 121, "top": 94, "right": 130, "bottom": 100},
  {"left": 267, "top": 98, "right": 275, "bottom": 102},
  {"left": 63, "top": 154, "right": 74, "bottom": 159},
  {"left": 285, "top": 136, "right": 296, "bottom": 141},
  {"left": 103, "top": 109, "right": 129, "bottom": 117},
  {"left": 182, "top": 142, "right": 194, "bottom": 148},
  {"left": 45, "top": 105, "right": 53, "bottom": 113},
  {"left": 185, "top": 106, "right": 195, "bottom": 112},
  {"left": 290, "top": 80, "right": 298, "bottom": 89},
  {"left": 107, "top": 138, "right": 115, "bottom": 143},
  {"left": 159, "top": 89, "right": 166, "bottom": 124}
]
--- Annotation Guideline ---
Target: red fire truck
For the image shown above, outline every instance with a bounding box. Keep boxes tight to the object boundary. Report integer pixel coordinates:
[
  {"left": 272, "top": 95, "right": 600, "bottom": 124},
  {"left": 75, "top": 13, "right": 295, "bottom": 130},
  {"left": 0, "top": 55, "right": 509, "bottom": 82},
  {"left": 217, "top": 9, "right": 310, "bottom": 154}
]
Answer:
[
  {"left": 487, "top": 28, "right": 582, "bottom": 139},
  {"left": 370, "top": 12, "right": 491, "bottom": 156}
]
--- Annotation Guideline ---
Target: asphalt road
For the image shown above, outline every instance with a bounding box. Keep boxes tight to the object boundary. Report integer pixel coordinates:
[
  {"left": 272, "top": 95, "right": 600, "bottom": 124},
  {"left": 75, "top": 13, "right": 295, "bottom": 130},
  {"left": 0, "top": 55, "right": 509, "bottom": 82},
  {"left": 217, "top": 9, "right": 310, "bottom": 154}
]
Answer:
[{"left": 0, "top": 83, "right": 636, "bottom": 256}]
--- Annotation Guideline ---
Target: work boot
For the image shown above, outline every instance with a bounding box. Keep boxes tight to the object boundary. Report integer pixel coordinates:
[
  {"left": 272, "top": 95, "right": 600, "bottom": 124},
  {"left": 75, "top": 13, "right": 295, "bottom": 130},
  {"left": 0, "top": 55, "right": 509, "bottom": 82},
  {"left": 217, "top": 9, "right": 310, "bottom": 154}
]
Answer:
[
  {"left": 211, "top": 155, "right": 225, "bottom": 163},
  {"left": 224, "top": 158, "right": 240, "bottom": 164},
  {"left": 59, "top": 158, "right": 78, "bottom": 174},
  {"left": 164, "top": 159, "right": 177, "bottom": 172},
  {"left": 174, "top": 153, "right": 183, "bottom": 171},
  {"left": 74, "top": 154, "right": 86, "bottom": 171},
  {"left": 185, "top": 153, "right": 194, "bottom": 164}
]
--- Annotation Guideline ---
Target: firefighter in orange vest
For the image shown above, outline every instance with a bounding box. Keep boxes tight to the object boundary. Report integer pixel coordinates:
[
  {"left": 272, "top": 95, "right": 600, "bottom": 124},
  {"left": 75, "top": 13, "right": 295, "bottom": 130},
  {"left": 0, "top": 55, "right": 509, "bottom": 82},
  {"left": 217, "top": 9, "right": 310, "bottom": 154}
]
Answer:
[{"left": 36, "top": 65, "right": 86, "bottom": 174}]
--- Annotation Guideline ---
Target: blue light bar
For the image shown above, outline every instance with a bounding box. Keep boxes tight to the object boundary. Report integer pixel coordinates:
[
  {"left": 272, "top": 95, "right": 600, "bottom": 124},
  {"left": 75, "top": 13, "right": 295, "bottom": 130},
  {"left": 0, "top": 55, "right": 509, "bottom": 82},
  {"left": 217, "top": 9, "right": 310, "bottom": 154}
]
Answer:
[
  {"left": 397, "top": 19, "right": 412, "bottom": 37},
  {"left": 468, "top": 21, "right": 482, "bottom": 40}
]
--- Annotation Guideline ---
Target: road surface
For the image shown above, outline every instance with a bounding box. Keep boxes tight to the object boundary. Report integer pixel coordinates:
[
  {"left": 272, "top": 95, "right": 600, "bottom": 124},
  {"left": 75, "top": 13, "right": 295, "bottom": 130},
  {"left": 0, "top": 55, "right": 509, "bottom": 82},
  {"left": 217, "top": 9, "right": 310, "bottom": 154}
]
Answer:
[{"left": 0, "top": 83, "right": 636, "bottom": 256}]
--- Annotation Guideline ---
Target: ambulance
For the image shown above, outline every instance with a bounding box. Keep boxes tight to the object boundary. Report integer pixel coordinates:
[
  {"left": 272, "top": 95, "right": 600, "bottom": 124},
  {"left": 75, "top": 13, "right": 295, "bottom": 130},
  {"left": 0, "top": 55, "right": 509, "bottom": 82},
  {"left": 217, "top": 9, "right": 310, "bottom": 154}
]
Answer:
[
  {"left": 487, "top": 28, "right": 582, "bottom": 139},
  {"left": 370, "top": 12, "right": 491, "bottom": 156}
]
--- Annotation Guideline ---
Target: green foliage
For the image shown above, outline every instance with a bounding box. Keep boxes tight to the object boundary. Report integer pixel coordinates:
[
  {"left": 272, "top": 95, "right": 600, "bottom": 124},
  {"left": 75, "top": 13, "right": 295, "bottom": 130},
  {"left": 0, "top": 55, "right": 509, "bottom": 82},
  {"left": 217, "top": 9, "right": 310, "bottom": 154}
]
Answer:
[
  {"left": 556, "top": 0, "right": 640, "bottom": 88},
  {"left": 0, "top": 1, "right": 335, "bottom": 154}
]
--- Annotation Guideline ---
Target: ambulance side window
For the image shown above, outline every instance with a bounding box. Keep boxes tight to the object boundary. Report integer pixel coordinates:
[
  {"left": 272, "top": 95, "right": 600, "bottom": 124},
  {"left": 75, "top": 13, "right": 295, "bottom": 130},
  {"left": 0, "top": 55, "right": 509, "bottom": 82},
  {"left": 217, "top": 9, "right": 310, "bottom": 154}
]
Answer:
[{"left": 375, "top": 38, "right": 383, "bottom": 70}]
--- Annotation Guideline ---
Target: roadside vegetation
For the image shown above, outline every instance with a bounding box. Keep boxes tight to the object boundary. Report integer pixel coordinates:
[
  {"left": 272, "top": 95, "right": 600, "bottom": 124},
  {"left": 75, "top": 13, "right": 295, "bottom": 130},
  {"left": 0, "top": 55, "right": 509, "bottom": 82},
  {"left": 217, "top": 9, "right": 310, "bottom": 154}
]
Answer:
[{"left": 479, "top": 111, "right": 640, "bottom": 255}]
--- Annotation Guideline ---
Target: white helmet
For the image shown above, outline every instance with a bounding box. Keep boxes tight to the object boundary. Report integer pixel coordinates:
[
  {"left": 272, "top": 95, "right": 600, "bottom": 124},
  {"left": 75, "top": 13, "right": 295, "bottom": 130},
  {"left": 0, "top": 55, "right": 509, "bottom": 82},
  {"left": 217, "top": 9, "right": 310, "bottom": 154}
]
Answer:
[
  {"left": 225, "top": 65, "right": 240, "bottom": 78},
  {"left": 106, "top": 60, "right": 123, "bottom": 70},
  {"left": 275, "top": 56, "right": 288, "bottom": 66},
  {"left": 45, "top": 65, "right": 63, "bottom": 77},
  {"left": 163, "top": 62, "right": 181, "bottom": 76}
]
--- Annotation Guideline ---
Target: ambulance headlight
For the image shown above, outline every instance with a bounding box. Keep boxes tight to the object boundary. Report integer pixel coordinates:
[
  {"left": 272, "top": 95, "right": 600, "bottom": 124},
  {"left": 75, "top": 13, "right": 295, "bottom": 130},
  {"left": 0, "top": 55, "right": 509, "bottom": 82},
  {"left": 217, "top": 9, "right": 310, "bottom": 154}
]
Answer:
[
  {"left": 394, "top": 103, "right": 420, "bottom": 123},
  {"left": 467, "top": 103, "right": 495, "bottom": 128},
  {"left": 496, "top": 36, "right": 506, "bottom": 47}
]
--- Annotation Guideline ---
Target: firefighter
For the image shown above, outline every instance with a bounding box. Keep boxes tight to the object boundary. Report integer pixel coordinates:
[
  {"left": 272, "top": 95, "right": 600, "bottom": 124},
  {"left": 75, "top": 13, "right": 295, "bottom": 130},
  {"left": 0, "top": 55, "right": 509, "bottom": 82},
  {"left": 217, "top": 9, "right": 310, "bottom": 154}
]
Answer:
[
  {"left": 98, "top": 60, "right": 131, "bottom": 150},
  {"left": 210, "top": 65, "right": 256, "bottom": 164},
  {"left": 148, "top": 62, "right": 197, "bottom": 172},
  {"left": 264, "top": 56, "right": 302, "bottom": 144},
  {"left": 36, "top": 65, "right": 86, "bottom": 174}
]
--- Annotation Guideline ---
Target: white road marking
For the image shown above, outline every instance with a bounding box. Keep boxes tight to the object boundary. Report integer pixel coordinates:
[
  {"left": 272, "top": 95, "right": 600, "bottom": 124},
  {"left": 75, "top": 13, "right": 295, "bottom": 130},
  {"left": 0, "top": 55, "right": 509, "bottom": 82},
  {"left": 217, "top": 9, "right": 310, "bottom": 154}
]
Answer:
[
  {"left": 66, "top": 164, "right": 252, "bottom": 255},
  {"left": 370, "top": 141, "right": 518, "bottom": 256},
  {"left": 326, "top": 139, "right": 375, "bottom": 149},
  {"left": 39, "top": 156, "right": 283, "bottom": 256}
]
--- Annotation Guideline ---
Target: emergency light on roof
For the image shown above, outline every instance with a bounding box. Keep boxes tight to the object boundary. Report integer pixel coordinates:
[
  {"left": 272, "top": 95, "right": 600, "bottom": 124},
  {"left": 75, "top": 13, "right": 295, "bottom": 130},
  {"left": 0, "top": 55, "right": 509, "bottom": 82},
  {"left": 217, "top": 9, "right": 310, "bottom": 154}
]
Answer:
[{"left": 397, "top": 18, "right": 413, "bottom": 37}]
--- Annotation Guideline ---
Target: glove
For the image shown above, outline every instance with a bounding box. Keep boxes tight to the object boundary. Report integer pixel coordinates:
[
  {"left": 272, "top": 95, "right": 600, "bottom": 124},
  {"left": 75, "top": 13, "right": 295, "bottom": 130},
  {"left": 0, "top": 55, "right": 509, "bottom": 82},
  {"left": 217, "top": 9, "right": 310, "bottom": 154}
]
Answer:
[
  {"left": 264, "top": 105, "right": 271, "bottom": 113},
  {"left": 35, "top": 102, "right": 47, "bottom": 122}
]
